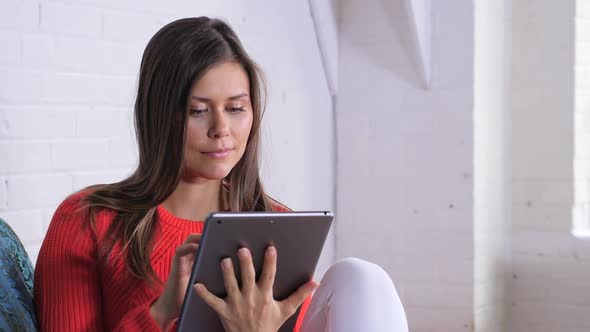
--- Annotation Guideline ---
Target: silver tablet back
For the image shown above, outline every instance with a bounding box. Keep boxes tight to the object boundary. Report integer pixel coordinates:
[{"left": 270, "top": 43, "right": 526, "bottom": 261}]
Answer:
[{"left": 177, "top": 211, "right": 333, "bottom": 332}]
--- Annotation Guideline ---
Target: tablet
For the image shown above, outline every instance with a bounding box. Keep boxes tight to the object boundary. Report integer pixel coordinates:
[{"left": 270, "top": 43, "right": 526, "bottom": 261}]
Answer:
[{"left": 177, "top": 211, "right": 333, "bottom": 332}]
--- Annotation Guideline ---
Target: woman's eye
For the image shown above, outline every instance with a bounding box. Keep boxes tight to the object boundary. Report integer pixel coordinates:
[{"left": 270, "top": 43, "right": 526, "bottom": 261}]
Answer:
[
  {"left": 228, "top": 107, "right": 245, "bottom": 113},
  {"left": 190, "top": 109, "right": 208, "bottom": 116}
]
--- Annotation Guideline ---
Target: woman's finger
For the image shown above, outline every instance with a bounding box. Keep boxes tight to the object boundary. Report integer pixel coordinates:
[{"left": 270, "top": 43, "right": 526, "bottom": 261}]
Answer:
[
  {"left": 280, "top": 281, "right": 319, "bottom": 317},
  {"left": 183, "top": 233, "right": 201, "bottom": 244},
  {"left": 238, "top": 247, "right": 256, "bottom": 294},
  {"left": 258, "top": 246, "right": 277, "bottom": 294},
  {"left": 194, "top": 283, "right": 227, "bottom": 315},
  {"left": 174, "top": 242, "right": 199, "bottom": 257},
  {"left": 221, "top": 257, "right": 240, "bottom": 299}
]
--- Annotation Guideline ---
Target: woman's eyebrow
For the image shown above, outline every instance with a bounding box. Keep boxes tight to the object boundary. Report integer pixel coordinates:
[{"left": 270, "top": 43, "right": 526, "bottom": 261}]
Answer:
[{"left": 191, "top": 93, "right": 249, "bottom": 102}]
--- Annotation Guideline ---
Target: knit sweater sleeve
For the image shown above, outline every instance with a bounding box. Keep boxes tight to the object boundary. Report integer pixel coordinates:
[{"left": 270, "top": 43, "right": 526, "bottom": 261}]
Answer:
[{"left": 34, "top": 193, "right": 162, "bottom": 332}]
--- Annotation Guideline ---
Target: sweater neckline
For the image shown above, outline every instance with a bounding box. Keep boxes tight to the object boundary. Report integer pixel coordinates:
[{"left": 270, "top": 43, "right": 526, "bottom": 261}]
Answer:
[{"left": 156, "top": 205, "right": 204, "bottom": 227}]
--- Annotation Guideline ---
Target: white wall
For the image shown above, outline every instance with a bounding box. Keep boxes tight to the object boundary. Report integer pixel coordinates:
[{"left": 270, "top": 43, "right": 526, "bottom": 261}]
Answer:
[
  {"left": 0, "top": 0, "right": 335, "bottom": 275},
  {"left": 508, "top": 1, "right": 590, "bottom": 331},
  {"left": 473, "top": 0, "right": 511, "bottom": 331},
  {"left": 574, "top": 0, "right": 590, "bottom": 236},
  {"left": 337, "top": 0, "right": 475, "bottom": 331},
  {"left": 7, "top": 1, "right": 590, "bottom": 331}
]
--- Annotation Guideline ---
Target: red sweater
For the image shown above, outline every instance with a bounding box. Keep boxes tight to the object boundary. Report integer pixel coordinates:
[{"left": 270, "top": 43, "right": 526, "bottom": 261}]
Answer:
[{"left": 34, "top": 192, "right": 310, "bottom": 331}]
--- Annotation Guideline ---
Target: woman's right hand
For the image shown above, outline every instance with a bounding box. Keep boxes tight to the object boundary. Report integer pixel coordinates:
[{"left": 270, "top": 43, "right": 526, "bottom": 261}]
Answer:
[
  {"left": 194, "top": 246, "right": 318, "bottom": 332},
  {"left": 150, "top": 233, "right": 201, "bottom": 331}
]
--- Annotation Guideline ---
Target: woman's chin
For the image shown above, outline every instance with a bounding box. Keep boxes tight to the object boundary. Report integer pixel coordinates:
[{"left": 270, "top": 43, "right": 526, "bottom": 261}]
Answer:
[
  {"left": 182, "top": 162, "right": 235, "bottom": 181},
  {"left": 198, "top": 167, "right": 232, "bottom": 180}
]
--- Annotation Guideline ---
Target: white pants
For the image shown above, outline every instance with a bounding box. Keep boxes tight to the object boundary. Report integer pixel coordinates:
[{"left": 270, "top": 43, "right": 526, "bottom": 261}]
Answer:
[{"left": 300, "top": 258, "right": 408, "bottom": 332}]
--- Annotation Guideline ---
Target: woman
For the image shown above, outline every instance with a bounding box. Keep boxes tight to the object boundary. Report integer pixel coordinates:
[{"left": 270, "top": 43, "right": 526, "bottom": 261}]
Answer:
[{"left": 34, "top": 17, "right": 408, "bottom": 332}]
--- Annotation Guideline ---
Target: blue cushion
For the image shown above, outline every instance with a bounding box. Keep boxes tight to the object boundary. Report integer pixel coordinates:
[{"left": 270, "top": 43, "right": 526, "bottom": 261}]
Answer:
[{"left": 0, "top": 217, "right": 37, "bottom": 331}]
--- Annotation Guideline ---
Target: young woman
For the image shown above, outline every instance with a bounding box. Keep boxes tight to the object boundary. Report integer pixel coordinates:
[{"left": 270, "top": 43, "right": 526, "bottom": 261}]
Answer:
[{"left": 34, "top": 17, "right": 408, "bottom": 332}]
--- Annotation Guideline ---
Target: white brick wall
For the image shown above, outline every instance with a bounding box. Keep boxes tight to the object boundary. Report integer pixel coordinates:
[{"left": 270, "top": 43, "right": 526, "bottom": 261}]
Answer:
[
  {"left": 6, "top": 174, "right": 73, "bottom": 209},
  {"left": 0, "top": 0, "right": 335, "bottom": 278},
  {"left": 0, "top": 176, "right": 6, "bottom": 209},
  {"left": 338, "top": 0, "right": 474, "bottom": 331},
  {"left": 0, "top": 0, "right": 39, "bottom": 31},
  {"left": 0, "top": 70, "right": 43, "bottom": 102},
  {"left": 0, "top": 141, "right": 52, "bottom": 172},
  {"left": 5, "top": 1, "right": 589, "bottom": 330},
  {"left": 0, "top": 30, "right": 19, "bottom": 64},
  {"left": 575, "top": 0, "right": 590, "bottom": 236},
  {"left": 40, "top": 2, "right": 102, "bottom": 38},
  {"left": 338, "top": 1, "right": 590, "bottom": 331},
  {"left": 0, "top": 107, "right": 77, "bottom": 137},
  {"left": 508, "top": 0, "right": 590, "bottom": 331}
]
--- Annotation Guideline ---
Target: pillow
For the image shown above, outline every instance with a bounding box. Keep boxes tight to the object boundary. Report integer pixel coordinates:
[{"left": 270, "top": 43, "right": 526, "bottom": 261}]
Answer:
[{"left": 0, "top": 217, "right": 37, "bottom": 331}]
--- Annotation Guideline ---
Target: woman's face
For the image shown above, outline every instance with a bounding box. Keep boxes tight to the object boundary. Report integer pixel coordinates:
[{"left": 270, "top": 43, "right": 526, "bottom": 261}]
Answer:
[{"left": 183, "top": 61, "right": 254, "bottom": 181}]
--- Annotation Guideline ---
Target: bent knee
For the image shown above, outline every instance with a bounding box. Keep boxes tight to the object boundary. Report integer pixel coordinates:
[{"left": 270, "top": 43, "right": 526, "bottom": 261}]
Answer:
[{"left": 327, "top": 257, "right": 393, "bottom": 285}]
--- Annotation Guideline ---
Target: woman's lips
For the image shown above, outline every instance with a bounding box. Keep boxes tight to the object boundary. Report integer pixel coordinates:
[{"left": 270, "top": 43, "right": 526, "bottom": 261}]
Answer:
[{"left": 202, "top": 148, "right": 233, "bottom": 159}]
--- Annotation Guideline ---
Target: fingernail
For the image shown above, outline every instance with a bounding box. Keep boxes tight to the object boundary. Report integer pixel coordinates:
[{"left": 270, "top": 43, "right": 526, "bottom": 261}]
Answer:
[
  {"left": 238, "top": 247, "right": 249, "bottom": 257},
  {"left": 222, "top": 258, "right": 231, "bottom": 269},
  {"left": 266, "top": 246, "right": 276, "bottom": 257},
  {"left": 195, "top": 283, "right": 204, "bottom": 292}
]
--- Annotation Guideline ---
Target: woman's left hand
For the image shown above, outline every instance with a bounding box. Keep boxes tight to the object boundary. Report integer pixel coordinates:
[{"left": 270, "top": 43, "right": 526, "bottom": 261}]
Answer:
[{"left": 194, "top": 246, "right": 318, "bottom": 332}]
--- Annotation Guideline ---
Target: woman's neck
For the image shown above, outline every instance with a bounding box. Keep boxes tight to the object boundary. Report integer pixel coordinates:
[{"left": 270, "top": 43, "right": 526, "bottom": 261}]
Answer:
[{"left": 161, "top": 178, "right": 224, "bottom": 221}]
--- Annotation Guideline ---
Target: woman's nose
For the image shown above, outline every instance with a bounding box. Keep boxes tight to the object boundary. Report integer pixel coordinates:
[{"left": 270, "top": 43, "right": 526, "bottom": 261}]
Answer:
[{"left": 208, "top": 112, "right": 230, "bottom": 139}]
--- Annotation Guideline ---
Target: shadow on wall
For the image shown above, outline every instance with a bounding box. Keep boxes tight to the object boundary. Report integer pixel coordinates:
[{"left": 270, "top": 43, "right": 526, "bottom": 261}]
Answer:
[{"left": 339, "top": 0, "right": 422, "bottom": 88}]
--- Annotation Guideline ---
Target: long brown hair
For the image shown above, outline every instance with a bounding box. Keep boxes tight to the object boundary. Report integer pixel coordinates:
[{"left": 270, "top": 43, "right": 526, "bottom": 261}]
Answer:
[{"left": 82, "top": 17, "right": 273, "bottom": 285}]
